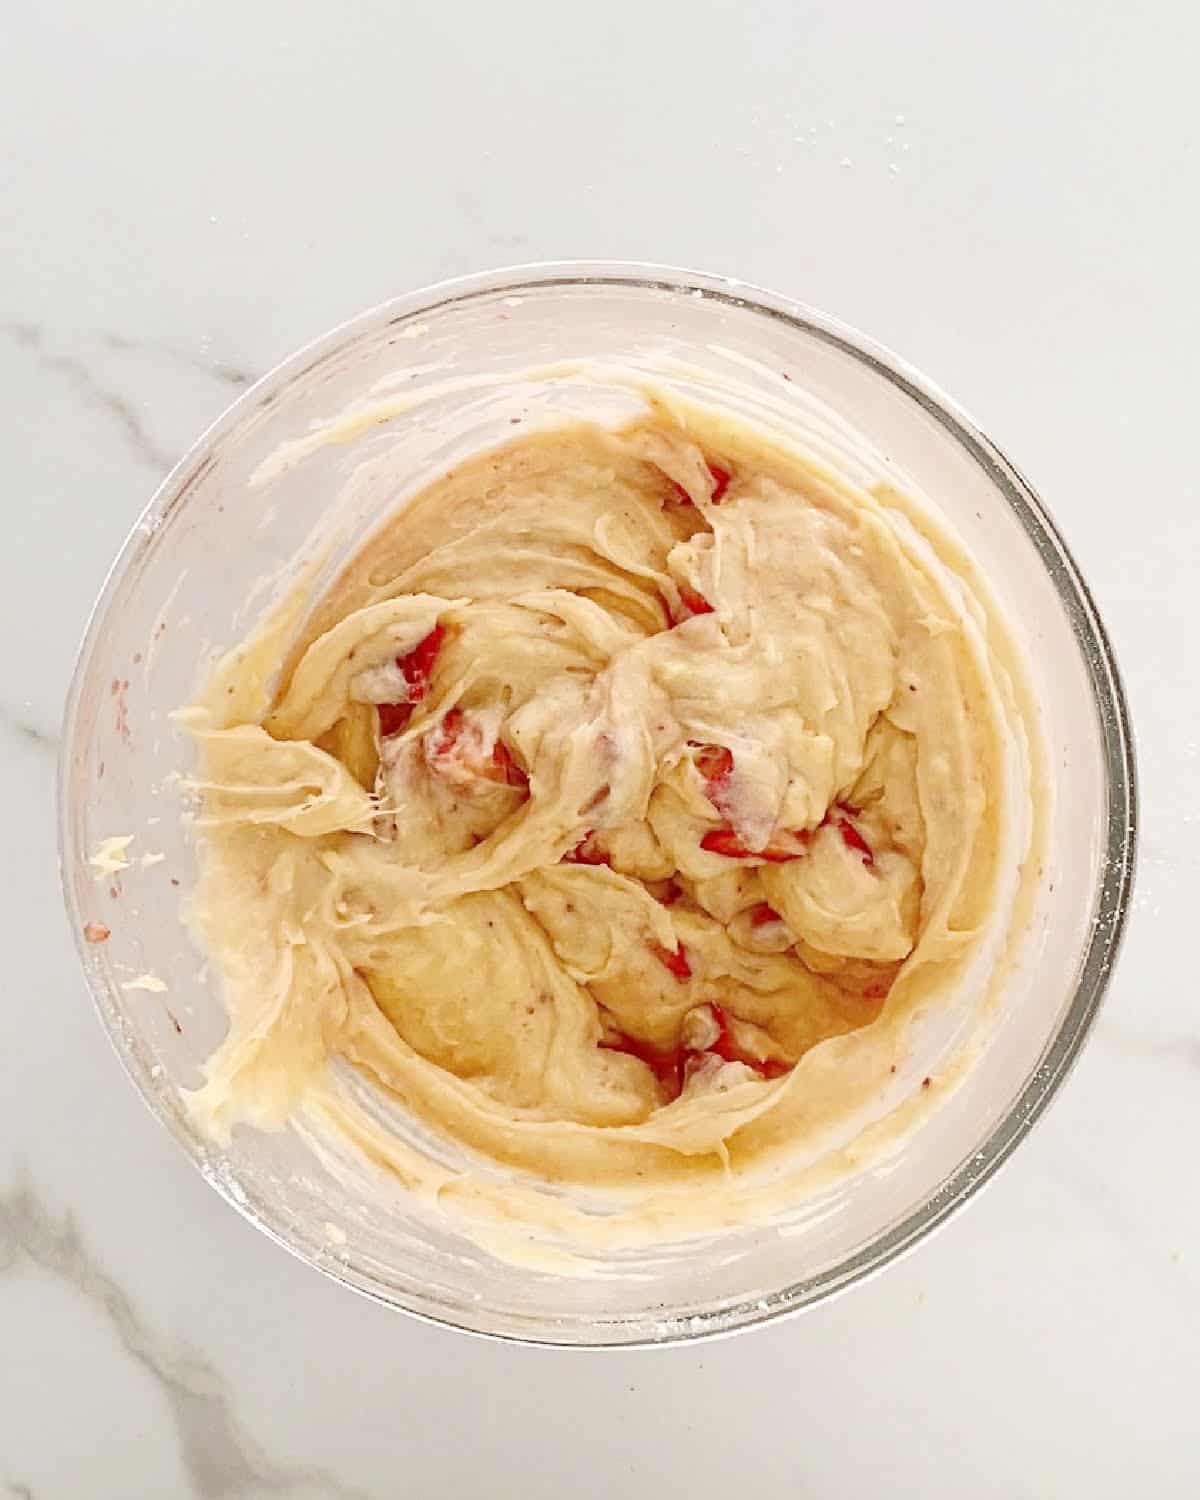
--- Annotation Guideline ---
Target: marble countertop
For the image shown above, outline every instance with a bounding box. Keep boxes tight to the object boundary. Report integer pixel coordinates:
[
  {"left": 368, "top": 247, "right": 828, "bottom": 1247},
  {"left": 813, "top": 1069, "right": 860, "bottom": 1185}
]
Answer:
[{"left": 3, "top": 2, "right": 1196, "bottom": 1495}]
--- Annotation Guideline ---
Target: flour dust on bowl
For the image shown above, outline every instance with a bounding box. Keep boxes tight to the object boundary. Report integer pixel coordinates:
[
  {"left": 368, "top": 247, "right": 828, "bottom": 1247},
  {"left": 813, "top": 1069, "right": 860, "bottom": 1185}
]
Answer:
[{"left": 59, "top": 264, "right": 1135, "bottom": 1346}]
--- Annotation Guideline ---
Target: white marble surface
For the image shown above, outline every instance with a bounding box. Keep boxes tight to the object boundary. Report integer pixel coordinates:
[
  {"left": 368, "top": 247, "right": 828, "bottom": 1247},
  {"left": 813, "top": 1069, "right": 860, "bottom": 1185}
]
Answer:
[{"left": 2, "top": 1, "right": 1197, "bottom": 1494}]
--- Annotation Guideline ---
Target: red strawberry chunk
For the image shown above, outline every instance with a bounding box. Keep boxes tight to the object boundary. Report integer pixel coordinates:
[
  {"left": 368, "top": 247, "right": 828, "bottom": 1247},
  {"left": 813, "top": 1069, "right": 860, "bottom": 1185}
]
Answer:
[
  {"left": 691, "top": 742, "right": 734, "bottom": 817},
  {"left": 759, "top": 1059, "right": 793, "bottom": 1079},
  {"left": 706, "top": 1003, "right": 792, "bottom": 1080},
  {"left": 677, "top": 585, "right": 713, "bottom": 618},
  {"left": 662, "top": 462, "right": 733, "bottom": 508},
  {"left": 692, "top": 742, "right": 733, "bottom": 781},
  {"left": 487, "top": 737, "right": 528, "bottom": 788},
  {"left": 426, "top": 707, "right": 528, "bottom": 789},
  {"left": 377, "top": 701, "right": 413, "bottom": 737},
  {"left": 701, "top": 825, "right": 809, "bottom": 862},
  {"left": 643, "top": 878, "right": 684, "bottom": 907},
  {"left": 600, "top": 1031, "right": 686, "bottom": 1096},
  {"left": 701, "top": 827, "right": 752, "bottom": 858},
  {"left": 837, "top": 818, "right": 874, "bottom": 865},
  {"left": 564, "top": 830, "right": 609, "bottom": 865},
  {"left": 602, "top": 999, "right": 792, "bottom": 1102},
  {"left": 648, "top": 941, "right": 692, "bottom": 981},
  {"left": 377, "top": 623, "right": 446, "bottom": 737},
  {"left": 821, "top": 801, "right": 874, "bottom": 866},
  {"left": 398, "top": 623, "right": 445, "bottom": 703}
]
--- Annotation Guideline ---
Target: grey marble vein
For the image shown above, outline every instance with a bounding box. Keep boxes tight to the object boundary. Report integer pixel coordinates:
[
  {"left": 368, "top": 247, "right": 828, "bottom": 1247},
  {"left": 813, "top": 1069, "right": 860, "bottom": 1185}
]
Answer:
[
  {"left": 97, "top": 330, "right": 257, "bottom": 391},
  {"left": 0, "top": 1179, "right": 374, "bottom": 1500},
  {"left": 2, "top": 322, "right": 174, "bottom": 474},
  {"left": 3, "top": 1481, "right": 35, "bottom": 1499},
  {"left": 1, "top": 709, "right": 58, "bottom": 756}
]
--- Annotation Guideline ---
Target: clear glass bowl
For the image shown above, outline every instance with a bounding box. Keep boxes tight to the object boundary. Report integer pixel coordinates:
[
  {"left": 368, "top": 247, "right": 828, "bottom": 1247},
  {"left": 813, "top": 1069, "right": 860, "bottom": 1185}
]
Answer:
[{"left": 58, "top": 263, "right": 1136, "bottom": 1346}]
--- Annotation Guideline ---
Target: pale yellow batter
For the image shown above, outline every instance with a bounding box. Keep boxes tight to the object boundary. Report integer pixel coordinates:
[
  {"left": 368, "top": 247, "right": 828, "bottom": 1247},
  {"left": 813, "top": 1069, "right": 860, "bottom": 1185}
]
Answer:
[{"left": 182, "top": 378, "right": 1035, "bottom": 1245}]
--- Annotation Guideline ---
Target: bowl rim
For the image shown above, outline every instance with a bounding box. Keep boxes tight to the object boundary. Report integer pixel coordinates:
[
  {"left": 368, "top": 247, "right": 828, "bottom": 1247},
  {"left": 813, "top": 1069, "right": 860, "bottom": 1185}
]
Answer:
[{"left": 58, "top": 259, "right": 1138, "bottom": 1347}]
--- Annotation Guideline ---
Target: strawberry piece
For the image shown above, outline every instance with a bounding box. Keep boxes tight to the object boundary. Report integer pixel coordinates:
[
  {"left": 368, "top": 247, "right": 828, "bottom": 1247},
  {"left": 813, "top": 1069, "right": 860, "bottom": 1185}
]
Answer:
[
  {"left": 815, "top": 801, "right": 874, "bottom": 866},
  {"left": 376, "top": 622, "right": 446, "bottom": 737},
  {"left": 426, "top": 707, "right": 528, "bottom": 789},
  {"left": 707, "top": 1002, "right": 741, "bottom": 1064},
  {"left": 692, "top": 743, "right": 733, "bottom": 781},
  {"left": 564, "top": 830, "right": 609, "bottom": 865},
  {"left": 662, "top": 462, "right": 733, "bottom": 509},
  {"left": 643, "top": 877, "right": 684, "bottom": 908},
  {"left": 398, "top": 623, "right": 445, "bottom": 703},
  {"left": 821, "top": 802, "right": 873, "bottom": 865},
  {"left": 377, "top": 701, "right": 413, "bottom": 737},
  {"left": 708, "top": 1003, "right": 792, "bottom": 1079},
  {"left": 692, "top": 742, "right": 734, "bottom": 817},
  {"left": 602, "top": 999, "right": 793, "bottom": 1102},
  {"left": 600, "top": 1031, "right": 686, "bottom": 1096},
  {"left": 677, "top": 585, "right": 713, "bottom": 618},
  {"left": 424, "top": 707, "right": 468, "bottom": 777},
  {"left": 487, "top": 737, "right": 529, "bottom": 788},
  {"left": 701, "top": 826, "right": 809, "bottom": 863},
  {"left": 837, "top": 818, "right": 874, "bottom": 865},
  {"left": 648, "top": 941, "right": 692, "bottom": 981},
  {"left": 701, "top": 827, "right": 753, "bottom": 858},
  {"left": 749, "top": 902, "right": 782, "bottom": 928}
]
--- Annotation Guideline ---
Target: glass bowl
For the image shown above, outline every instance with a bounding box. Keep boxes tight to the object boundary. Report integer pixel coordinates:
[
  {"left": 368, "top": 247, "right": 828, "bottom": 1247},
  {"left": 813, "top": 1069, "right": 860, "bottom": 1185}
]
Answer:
[{"left": 58, "top": 263, "right": 1136, "bottom": 1346}]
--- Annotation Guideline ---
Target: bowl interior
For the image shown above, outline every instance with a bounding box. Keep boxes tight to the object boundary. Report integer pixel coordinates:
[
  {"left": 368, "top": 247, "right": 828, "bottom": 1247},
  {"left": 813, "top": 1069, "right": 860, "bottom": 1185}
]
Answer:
[{"left": 60, "top": 267, "right": 1133, "bottom": 1345}]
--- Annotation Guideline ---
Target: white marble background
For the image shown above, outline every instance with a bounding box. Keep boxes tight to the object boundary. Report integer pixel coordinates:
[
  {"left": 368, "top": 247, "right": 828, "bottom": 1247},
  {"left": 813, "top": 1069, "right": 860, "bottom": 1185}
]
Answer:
[{"left": 3, "top": 2, "right": 1197, "bottom": 1495}]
